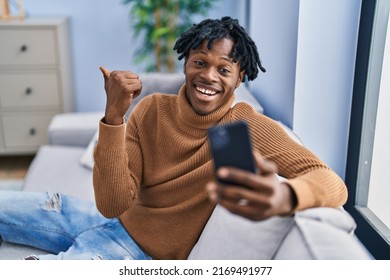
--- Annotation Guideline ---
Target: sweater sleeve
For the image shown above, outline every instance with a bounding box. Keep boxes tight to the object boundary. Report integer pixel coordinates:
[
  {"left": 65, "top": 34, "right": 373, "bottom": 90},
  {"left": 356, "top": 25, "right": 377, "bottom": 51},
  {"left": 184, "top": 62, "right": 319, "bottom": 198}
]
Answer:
[
  {"left": 93, "top": 118, "right": 140, "bottom": 218},
  {"left": 287, "top": 168, "right": 347, "bottom": 210},
  {"left": 263, "top": 124, "right": 348, "bottom": 210},
  {"left": 92, "top": 95, "right": 167, "bottom": 218}
]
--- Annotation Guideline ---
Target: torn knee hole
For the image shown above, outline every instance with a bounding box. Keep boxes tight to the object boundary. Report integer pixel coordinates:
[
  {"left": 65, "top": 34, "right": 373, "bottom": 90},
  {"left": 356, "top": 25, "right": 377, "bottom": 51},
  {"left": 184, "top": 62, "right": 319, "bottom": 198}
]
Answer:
[
  {"left": 24, "top": 255, "right": 39, "bottom": 260},
  {"left": 91, "top": 254, "right": 104, "bottom": 260},
  {"left": 41, "top": 193, "right": 62, "bottom": 212}
]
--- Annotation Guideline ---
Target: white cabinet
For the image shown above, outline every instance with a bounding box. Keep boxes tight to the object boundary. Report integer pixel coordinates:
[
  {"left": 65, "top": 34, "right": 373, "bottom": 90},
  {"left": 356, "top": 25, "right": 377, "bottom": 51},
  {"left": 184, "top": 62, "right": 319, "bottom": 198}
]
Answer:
[{"left": 0, "top": 17, "right": 74, "bottom": 154}]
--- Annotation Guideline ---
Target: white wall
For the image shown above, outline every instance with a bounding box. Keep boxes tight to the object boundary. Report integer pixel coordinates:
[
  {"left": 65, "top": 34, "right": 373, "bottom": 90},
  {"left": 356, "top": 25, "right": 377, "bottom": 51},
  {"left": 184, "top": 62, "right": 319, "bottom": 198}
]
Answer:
[
  {"left": 248, "top": 0, "right": 299, "bottom": 128},
  {"left": 248, "top": 0, "right": 361, "bottom": 178},
  {"left": 294, "top": 0, "right": 361, "bottom": 178},
  {"left": 22, "top": 0, "right": 242, "bottom": 112}
]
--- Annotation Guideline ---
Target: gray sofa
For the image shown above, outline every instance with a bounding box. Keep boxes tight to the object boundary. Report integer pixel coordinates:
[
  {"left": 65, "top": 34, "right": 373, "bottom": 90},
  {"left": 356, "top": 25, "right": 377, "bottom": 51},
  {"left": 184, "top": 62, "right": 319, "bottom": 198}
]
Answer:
[{"left": 0, "top": 73, "right": 372, "bottom": 260}]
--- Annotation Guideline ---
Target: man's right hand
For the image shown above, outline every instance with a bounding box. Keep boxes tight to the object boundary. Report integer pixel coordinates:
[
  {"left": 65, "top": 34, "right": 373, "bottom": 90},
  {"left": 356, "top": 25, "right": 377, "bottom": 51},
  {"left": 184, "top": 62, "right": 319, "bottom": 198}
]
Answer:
[{"left": 100, "top": 66, "right": 142, "bottom": 125}]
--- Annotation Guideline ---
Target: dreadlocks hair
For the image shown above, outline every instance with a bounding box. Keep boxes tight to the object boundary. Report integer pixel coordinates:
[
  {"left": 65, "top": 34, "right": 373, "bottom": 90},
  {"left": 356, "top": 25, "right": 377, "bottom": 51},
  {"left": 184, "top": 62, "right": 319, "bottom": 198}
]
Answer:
[{"left": 173, "top": 16, "right": 266, "bottom": 82}]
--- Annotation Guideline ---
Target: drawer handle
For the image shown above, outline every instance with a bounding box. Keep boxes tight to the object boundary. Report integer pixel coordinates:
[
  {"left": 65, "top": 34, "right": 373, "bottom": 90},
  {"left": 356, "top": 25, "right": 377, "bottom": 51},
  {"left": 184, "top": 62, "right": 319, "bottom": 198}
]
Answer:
[
  {"left": 29, "top": 128, "right": 36, "bottom": 136},
  {"left": 20, "top": 45, "right": 28, "bottom": 52},
  {"left": 25, "top": 87, "right": 32, "bottom": 95}
]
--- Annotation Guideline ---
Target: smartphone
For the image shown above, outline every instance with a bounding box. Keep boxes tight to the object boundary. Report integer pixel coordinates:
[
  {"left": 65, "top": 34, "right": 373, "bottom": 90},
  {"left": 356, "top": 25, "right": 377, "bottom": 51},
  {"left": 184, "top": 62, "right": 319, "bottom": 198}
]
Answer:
[{"left": 208, "top": 120, "right": 257, "bottom": 185}]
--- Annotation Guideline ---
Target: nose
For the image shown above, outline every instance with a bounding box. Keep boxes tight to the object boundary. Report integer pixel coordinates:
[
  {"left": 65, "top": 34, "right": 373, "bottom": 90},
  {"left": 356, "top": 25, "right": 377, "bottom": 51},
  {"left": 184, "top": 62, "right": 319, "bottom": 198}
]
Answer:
[{"left": 200, "top": 67, "right": 218, "bottom": 82}]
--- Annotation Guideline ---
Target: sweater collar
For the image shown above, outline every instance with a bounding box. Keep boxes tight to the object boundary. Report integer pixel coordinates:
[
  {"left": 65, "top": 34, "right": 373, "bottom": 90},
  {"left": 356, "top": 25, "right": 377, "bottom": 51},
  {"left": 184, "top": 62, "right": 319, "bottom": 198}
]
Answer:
[{"left": 176, "top": 84, "right": 235, "bottom": 130}]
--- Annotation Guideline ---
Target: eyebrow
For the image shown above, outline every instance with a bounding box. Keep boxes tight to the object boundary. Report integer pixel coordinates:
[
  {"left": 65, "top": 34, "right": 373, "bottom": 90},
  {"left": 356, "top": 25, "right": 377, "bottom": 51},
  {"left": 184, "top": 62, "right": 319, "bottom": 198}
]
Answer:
[{"left": 197, "top": 50, "right": 234, "bottom": 64}]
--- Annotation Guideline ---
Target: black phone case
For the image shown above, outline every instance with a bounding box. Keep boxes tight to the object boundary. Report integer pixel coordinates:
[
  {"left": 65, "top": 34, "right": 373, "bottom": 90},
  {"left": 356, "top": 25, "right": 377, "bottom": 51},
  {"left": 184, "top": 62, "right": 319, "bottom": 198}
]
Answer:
[{"left": 208, "top": 120, "right": 256, "bottom": 185}]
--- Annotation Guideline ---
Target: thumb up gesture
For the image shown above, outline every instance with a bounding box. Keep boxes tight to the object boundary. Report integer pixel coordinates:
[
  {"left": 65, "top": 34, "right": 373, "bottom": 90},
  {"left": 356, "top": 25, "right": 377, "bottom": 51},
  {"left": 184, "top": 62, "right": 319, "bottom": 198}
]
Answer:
[{"left": 99, "top": 66, "right": 142, "bottom": 125}]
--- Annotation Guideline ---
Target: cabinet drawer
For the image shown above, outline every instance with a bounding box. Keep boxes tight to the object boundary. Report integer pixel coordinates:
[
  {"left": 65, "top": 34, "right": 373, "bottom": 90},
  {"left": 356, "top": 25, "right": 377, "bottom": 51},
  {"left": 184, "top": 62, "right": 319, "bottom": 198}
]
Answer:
[
  {"left": 0, "top": 72, "right": 60, "bottom": 108},
  {"left": 1, "top": 113, "right": 54, "bottom": 148},
  {"left": 0, "top": 29, "right": 57, "bottom": 66}
]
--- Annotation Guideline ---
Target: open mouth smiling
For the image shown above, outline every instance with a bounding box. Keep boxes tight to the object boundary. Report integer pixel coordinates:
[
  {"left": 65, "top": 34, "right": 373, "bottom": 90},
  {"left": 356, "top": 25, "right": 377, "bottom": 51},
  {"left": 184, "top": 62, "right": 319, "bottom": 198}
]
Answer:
[{"left": 195, "top": 86, "right": 221, "bottom": 96}]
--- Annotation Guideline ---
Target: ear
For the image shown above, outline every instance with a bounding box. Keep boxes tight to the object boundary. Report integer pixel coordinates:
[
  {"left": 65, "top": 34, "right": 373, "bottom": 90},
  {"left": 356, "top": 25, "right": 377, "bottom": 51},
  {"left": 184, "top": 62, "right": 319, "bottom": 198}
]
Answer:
[{"left": 236, "top": 70, "right": 245, "bottom": 88}]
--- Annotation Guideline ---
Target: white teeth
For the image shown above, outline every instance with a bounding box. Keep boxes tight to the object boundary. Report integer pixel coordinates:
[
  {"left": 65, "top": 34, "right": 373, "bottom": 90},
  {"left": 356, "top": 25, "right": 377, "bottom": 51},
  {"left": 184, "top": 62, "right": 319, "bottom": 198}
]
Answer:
[{"left": 196, "top": 87, "right": 217, "bottom": 95}]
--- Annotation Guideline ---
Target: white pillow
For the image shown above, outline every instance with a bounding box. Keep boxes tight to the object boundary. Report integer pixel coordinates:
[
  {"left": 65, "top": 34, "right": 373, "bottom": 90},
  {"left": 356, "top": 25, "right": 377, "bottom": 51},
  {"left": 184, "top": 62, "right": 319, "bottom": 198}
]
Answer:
[{"left": 79, "top": 130, "right": 98, "bottom": 170}]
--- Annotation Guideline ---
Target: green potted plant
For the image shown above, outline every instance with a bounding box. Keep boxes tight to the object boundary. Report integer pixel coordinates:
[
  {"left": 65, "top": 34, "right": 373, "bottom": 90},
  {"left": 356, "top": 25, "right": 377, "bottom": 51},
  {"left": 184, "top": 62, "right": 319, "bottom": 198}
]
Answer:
[{"left": 123, "top": 0, "right": 218, "bottom": 72}]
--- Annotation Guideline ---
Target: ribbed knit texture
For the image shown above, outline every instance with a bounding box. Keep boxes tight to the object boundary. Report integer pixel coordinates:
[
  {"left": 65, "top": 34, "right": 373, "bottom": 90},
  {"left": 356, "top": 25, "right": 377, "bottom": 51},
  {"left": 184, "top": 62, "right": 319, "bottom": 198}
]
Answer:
[{"left": 93, "top": 85, "right": 347, "bottom": 260}]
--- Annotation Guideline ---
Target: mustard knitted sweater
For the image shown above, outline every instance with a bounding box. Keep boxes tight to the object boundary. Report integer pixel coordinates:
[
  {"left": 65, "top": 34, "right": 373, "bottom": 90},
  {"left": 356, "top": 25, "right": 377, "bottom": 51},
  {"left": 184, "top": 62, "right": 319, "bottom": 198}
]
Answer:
[{"left": 93, "top": 85, "right": 347, "bottom": 260}]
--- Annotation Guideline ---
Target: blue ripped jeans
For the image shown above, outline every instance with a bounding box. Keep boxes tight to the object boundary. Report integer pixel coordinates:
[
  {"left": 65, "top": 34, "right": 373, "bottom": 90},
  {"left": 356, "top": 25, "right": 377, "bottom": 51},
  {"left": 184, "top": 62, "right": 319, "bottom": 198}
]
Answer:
[{"left": 0, "top": 190, "right": 152, "bottom": 260}]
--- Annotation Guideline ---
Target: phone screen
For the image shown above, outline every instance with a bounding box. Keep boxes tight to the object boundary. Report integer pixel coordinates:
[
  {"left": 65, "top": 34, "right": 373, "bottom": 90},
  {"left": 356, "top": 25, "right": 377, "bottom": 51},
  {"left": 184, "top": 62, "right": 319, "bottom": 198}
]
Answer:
[{"left": 208, "top": 120, "right": 256, "bottom": 185}]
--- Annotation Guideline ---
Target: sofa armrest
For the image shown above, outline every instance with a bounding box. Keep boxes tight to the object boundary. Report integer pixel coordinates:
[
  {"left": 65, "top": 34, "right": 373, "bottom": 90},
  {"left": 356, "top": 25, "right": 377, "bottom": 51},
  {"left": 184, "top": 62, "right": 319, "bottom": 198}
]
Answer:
[{"left": 48, "top": 112, "right": 103, "bottom": 147}]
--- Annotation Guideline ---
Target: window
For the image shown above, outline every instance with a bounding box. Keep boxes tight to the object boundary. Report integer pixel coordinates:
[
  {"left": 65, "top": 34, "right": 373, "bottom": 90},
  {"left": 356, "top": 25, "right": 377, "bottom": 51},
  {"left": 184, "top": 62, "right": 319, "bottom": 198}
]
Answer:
[{"left": 345, "top": 0, "right": 390, "bottom": 259}]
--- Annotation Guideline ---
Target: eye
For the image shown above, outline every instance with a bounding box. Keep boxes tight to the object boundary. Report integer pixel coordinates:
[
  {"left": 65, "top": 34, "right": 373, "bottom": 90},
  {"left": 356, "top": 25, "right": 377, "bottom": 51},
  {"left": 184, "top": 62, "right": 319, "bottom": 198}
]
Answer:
[
  {"left": 219, "top": 67, "right": 231, "bottom": 75},
  {"left": 194, "top": 60, "right": 205, "bottom": 67}
]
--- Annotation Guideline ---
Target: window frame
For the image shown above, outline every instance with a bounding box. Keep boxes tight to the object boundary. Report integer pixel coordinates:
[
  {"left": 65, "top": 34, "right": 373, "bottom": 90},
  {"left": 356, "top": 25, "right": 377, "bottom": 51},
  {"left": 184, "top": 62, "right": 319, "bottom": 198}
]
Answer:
[{"left": 345, "top": 0, "right": 390, "bottom": 260}]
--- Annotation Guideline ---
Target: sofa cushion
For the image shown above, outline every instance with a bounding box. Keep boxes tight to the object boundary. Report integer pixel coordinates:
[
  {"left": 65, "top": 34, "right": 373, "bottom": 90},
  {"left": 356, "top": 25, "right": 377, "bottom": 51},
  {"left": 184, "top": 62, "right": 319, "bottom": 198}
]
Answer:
[
  {"left": 274, "top": 208, "right": 372, "bottom": 259},
  {"left": 23, "top": 145, "right": 94, "bottom": 201},
  {"left": 233, "top": 84, "right": 264, "bottom": 114},
  {"left": 0, "top": 241, "right": 48, "bottom": 260},
  {"left": 48, "top": 112, "right": 102, "bottom": 147},
  {"left": 188, "top": 205, "right": 294, "bottom": 259},
  {"left": 188, "top": 206, "right": 372, "bottom": 260}
]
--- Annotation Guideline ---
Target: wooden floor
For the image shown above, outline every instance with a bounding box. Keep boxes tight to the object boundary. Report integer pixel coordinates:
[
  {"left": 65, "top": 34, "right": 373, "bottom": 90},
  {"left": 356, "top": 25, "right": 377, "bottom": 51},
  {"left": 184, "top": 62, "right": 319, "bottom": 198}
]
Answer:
[{"left": 0, "top": 155, "right": 35, "bottom": 180}]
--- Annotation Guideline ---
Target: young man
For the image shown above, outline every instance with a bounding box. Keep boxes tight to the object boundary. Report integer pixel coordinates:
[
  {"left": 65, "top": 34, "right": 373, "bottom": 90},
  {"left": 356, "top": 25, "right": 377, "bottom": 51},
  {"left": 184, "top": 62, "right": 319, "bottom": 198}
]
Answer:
[
  {"left": 0, "top": 17, "right": 348, "bottom": 260},
  {"left": 93, "top": 17, "right": 347, "bottom": 260}
]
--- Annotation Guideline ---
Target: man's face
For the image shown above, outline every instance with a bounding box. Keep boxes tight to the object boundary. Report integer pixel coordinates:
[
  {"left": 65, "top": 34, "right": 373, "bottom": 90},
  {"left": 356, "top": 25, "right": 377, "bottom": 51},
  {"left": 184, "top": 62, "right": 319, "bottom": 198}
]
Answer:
[{"left": 184, "top": 38, "right": 244, "bottom": 115}]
